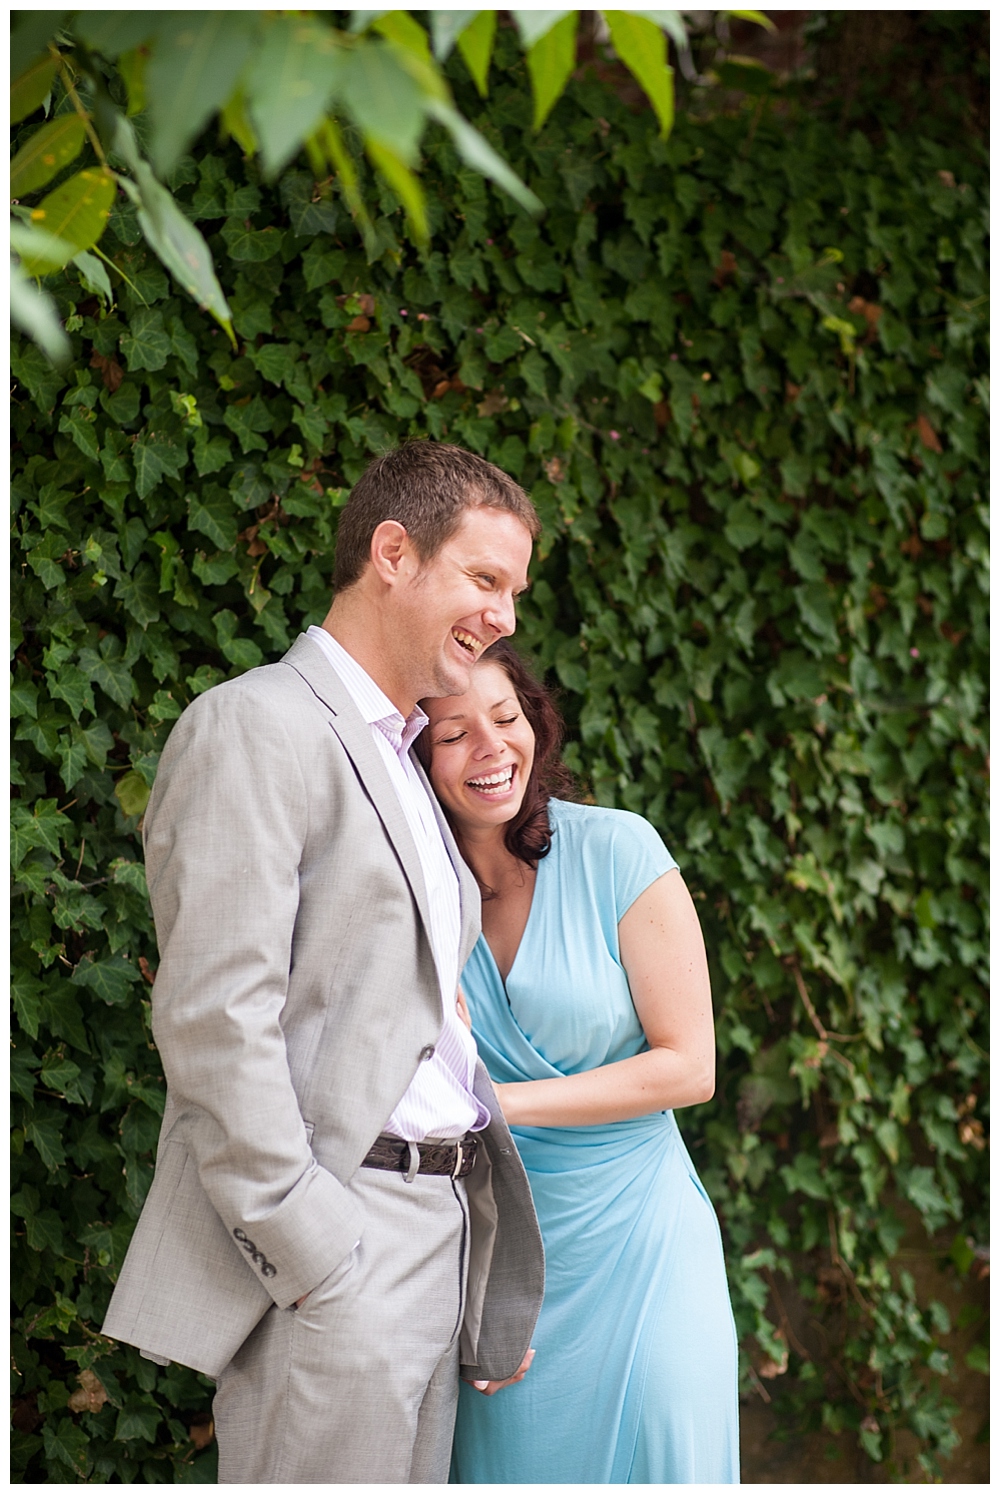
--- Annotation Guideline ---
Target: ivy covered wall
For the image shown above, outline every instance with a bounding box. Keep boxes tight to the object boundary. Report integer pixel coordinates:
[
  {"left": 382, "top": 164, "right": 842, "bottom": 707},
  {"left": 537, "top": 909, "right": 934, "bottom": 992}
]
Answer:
[{"left": 11, "top": 26, "right": 988, "bottom": 1483}]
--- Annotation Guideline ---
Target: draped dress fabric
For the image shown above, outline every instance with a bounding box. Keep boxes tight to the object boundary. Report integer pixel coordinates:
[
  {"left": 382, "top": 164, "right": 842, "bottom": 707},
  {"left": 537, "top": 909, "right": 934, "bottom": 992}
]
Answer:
[{"left": 451, "top": 800, "right": 740, "bottom": 1485}]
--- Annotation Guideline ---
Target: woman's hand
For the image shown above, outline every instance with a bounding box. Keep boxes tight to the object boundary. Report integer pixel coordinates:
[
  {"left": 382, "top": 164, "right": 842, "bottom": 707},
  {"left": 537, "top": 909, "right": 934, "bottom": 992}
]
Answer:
[
  {"left": 456, "top": 987, "right": 472, "bottom": 1030},
  {"left": 468, "top": 1347, "right": 535, "bottom": 1396}
]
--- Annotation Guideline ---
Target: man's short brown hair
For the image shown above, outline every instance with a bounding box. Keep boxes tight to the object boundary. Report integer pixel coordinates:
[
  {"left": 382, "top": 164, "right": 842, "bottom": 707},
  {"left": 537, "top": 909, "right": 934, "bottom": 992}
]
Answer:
[{"left": 332, "top": 441, "right": 539, "bottom": 592}]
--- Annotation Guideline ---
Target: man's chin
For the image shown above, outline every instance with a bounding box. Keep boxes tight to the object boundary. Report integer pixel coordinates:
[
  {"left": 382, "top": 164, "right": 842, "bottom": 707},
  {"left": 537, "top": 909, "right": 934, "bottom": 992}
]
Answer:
[{"left": 429, "top": 658, "right": 475, "bottom": 700}]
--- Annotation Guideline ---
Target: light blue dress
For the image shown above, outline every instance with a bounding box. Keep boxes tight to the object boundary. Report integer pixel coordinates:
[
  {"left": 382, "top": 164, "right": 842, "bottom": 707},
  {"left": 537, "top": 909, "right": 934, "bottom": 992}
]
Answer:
[{"left": 452, "top": 800, "right": 739, "bottom": 1484}]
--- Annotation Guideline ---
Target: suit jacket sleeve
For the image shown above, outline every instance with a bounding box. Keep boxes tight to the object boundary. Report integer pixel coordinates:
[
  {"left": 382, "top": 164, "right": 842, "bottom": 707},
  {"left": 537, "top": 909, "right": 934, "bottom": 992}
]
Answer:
[{"left": 143, "top": 681, "right": 363, "bottom": 1310}]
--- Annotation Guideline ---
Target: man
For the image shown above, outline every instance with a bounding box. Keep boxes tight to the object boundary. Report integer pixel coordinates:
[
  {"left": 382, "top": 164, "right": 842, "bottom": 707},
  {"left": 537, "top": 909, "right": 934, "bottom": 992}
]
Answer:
[{"left": 102, "top": 442, "right": 544, "bottom": 1483}]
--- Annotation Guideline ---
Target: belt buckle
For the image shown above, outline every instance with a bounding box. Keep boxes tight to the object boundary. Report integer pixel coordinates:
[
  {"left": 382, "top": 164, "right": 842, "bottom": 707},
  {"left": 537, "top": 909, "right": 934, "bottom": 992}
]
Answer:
[{"left": 451, "top": 1141, "right": 464, "bottom": 1179}]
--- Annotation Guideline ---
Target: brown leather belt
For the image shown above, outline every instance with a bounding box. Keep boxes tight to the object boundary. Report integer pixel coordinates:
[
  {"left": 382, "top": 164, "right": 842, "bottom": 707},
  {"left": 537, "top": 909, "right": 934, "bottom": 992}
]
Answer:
[{"left": 361, "top": 1132, "right": 478, "bottom": 1181}]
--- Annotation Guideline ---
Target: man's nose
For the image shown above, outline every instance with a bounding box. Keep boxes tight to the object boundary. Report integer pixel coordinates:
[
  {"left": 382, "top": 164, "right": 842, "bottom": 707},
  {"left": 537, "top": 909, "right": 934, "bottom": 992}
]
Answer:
[{"left": 484, "top": 591, "right": 517, "bottom": 638}]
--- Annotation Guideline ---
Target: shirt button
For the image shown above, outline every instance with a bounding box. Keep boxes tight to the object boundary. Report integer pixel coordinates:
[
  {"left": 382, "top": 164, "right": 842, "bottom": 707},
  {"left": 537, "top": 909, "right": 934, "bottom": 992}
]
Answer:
[{"left": 419, "top": 1045, "right": 435, "bottom": 1062}]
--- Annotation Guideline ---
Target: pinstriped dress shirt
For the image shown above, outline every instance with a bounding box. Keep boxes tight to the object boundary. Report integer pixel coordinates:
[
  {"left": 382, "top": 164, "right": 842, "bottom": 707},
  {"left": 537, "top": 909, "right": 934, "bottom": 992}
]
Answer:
[{"left": 306, "top": 627, "right": 490, "bottom": 1141}]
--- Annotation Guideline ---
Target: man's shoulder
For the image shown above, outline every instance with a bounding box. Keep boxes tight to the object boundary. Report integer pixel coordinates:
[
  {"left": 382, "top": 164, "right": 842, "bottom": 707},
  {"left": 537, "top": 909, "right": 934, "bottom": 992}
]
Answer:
[
  {"left": 183, "top": 656, "right": 311, "bottom": 722},
  {"left": 167, "top": 641, "right": 341, "bottom": 758}
]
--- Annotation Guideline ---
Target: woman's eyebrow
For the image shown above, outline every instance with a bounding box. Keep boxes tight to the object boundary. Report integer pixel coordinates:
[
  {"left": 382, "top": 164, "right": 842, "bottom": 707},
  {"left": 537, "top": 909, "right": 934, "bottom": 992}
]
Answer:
[{"left": 432, "top": 696, "right": 516, "bottom": 725}]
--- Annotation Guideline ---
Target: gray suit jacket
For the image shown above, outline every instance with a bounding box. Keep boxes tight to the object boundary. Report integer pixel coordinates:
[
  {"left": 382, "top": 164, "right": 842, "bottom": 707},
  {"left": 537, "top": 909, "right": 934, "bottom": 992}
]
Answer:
[{"left": 102, "top": 634, "right": 543, "bottom": 1381}]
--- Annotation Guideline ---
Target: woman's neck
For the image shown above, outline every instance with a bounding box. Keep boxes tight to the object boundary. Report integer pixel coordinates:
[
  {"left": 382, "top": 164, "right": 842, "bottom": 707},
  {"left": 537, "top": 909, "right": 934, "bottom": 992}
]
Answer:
[{"left": 454, "top": 823, "right": 526, "bottom": 897}]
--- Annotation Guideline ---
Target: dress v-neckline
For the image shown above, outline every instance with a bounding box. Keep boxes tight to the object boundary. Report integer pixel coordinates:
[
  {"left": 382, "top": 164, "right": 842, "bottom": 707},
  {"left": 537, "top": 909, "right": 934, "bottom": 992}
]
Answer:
[{"left": 481, "top": 853, "right": 545, "bottom": 995}]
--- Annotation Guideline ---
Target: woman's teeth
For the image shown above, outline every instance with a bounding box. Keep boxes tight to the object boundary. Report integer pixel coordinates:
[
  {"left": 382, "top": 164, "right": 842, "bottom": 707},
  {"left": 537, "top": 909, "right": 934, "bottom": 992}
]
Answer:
[
  {"left": 467, "top": 765, "right": 514, "bottom": 794},
  {"left": 452, "top": 628, "right": 482, "bottom": 657}
]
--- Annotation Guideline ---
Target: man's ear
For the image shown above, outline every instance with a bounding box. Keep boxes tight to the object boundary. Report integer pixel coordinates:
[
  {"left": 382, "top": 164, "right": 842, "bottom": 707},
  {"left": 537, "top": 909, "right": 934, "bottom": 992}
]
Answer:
[{"left": 369, "top": 520, "right": 413, "bottom": 584}]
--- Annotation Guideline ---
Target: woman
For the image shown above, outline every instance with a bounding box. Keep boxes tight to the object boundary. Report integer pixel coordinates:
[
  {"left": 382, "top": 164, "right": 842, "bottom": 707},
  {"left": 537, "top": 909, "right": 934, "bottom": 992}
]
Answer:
[{"left": 418, "top": 640, "right": 739, "bottom": 1485}]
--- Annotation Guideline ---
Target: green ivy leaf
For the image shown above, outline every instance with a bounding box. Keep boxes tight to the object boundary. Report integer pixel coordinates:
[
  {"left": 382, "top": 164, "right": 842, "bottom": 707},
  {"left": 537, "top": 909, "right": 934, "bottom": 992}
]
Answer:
[
  {"left": 10, "top": 799, "right": 71, "bottom": 864},
  {"left": 78, "top": 646, "right": 135, "bottom": 709},
  {"left": 113, "top": 771, "right": 152, "bottom": 820},
  {"left": 132, "top": 431, "right": 186, "bottom": 499},
  {"left": 188, "top": 489, "right": 238, "bottom": 550},
  {"left": 120, "top": 308, "right": 172, "bottom": 372},
  {"left": 71, "top": 953, "right": 145, "bottom": 1004},
  {"left": 42, "top": 1416, "right": 91, "bottom": 1478},
  {"left": 25, "top": 1113, "right": 68, "bottom": 1173}
]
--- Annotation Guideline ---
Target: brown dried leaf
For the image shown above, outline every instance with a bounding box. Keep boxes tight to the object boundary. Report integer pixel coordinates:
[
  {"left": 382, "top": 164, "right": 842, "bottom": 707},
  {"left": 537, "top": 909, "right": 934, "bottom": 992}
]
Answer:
[
  {"left": 189, "top": 1416, "right": 215, "bottom": 1450},
  {"left": 477, "top": 389, "right": 508, "bottom": 418},
  {"left": 848, "top": 295, "right": 884, "bottom": 343},
  {"left": 959, "top": 1118, "right": 986, "bottom": 1151},
  {"left": 543, "top": 456, "right": 565, "bottom": 484},
  {"left": 346, "top": 315, "right": 371, "bottom": 333},
  {"left": 916, "top": 413, "right": 943, "bottom": 453},
  {"left": 67, "top": 1369, "right": 108, "bottom": 1414},
  {"left": 713, "top": 249, "right": 738, "bottom": 287},
  {"left": 652, "top": 399, "right": 670, "bottom": 429},
  {"left": 757, "top": 1336, "right": 789, "bottom": 1379},
  {"left": 433, "top": 376, "right": 466, "bottom": 400},
  {"left": 90, "top": 350, "right": 124, "bottom": 393},
  {"left": 138, "top": 955, "right": 156, "bottom": 985}
]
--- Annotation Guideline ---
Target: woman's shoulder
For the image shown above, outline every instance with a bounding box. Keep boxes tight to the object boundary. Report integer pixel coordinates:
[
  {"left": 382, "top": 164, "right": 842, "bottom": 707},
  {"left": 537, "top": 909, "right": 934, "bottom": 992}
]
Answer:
[{"left": 548, "top": 799, "right": 674, "bottom": 859}]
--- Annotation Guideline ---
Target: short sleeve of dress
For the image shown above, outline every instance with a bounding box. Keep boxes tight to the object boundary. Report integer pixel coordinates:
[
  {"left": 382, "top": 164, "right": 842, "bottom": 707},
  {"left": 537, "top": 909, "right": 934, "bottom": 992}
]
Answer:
[{"left": 608, "top": 810, "right": 679, "bottom": 922}]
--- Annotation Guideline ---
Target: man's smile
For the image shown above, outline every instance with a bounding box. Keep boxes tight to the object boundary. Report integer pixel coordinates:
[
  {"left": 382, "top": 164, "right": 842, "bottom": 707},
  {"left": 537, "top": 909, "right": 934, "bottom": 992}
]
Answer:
[{"left": 452, "top": 627, "right": 486, "bottom": 659}]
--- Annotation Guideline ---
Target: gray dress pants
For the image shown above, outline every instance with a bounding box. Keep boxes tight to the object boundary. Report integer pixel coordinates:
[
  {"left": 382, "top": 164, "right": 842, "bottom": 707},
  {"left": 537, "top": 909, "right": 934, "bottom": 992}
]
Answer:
[{"left": 214, "top": 1164, "right": 470, "bottom": 1483}]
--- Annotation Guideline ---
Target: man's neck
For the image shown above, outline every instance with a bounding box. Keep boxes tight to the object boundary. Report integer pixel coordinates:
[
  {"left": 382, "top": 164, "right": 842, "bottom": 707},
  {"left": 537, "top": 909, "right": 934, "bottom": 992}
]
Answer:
[{"left": 320, "top": 601, "right": 415, "bottom": 718}]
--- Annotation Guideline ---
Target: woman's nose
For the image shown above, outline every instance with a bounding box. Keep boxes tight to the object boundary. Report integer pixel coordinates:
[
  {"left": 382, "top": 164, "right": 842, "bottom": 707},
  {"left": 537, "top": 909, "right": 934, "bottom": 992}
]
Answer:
[{"left": 470, "top": 729, "right": 504, "bottom": 759}]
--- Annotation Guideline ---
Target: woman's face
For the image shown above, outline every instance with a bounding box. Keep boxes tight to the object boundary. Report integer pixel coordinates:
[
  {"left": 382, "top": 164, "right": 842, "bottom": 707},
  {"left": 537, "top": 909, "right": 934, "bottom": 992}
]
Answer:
[{"left": 423, "top": 660, "right": 536, "bottom": 836}]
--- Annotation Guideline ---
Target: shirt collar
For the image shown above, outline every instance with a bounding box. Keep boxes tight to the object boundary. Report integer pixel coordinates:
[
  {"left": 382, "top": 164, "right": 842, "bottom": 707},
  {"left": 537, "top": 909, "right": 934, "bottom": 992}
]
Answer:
[{"left": 306, "top": 626, "right": 427, "bottom": 755}]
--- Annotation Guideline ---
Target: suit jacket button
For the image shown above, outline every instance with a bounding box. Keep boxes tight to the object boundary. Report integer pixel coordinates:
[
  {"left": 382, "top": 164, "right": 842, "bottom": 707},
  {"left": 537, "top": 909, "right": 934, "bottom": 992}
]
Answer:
[{"left": 419, "top": 1045, "right": 435, "bottom": 1061}]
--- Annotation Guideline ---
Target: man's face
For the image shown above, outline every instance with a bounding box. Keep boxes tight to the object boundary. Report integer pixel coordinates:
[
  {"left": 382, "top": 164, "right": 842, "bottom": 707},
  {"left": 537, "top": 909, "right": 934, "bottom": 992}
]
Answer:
[{"left": 395, "top": 506, "right": 533, "bottom": 703}]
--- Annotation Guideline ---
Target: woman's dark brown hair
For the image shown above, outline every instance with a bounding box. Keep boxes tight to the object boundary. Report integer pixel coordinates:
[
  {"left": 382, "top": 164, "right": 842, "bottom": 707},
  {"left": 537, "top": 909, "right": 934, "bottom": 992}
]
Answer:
[{"left": 416, "top": 639, "right": 576, "bottom": 871}]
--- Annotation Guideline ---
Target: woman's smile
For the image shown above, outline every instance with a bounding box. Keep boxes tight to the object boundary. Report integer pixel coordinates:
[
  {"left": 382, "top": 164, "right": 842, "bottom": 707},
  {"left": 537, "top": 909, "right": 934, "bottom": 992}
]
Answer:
[{"left": 465, "top": 763, "right": 517, "bottom": 799}]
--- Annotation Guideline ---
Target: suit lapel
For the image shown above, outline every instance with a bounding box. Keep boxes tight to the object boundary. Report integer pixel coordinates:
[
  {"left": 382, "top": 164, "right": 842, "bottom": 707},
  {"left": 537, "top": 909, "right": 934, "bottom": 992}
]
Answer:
[{"left": 281, "top": 636, "right": 437, "bottom": 968}]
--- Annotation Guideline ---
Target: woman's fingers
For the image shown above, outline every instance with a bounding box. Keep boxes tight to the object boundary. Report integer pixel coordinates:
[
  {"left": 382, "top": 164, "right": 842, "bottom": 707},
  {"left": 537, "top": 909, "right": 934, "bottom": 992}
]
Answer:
[{"left": 469, "top": 1347, "right": 535, "bottom": 1396}]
